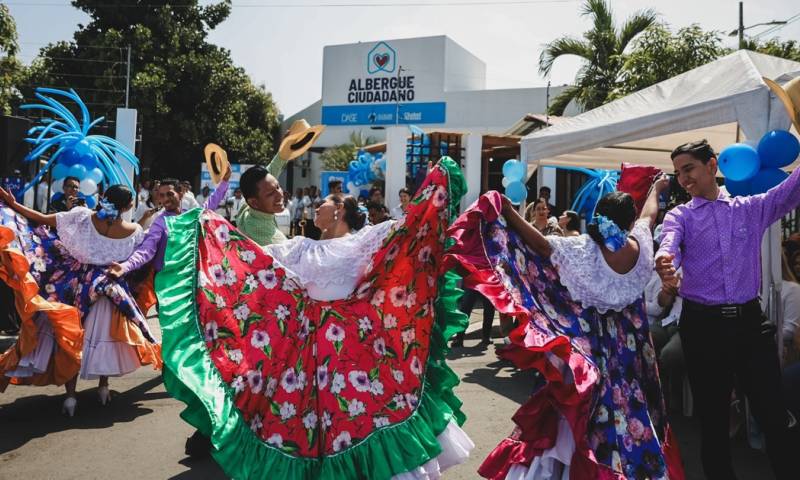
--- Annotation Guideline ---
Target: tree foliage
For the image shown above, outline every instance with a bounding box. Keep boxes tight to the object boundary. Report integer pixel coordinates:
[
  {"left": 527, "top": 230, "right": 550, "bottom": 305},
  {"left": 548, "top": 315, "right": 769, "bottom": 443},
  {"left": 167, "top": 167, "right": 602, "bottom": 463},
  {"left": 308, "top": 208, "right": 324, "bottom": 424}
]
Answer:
[
  {"left": 612, "top": 24, "right": 729, "bottom": 99},
  {"left": 743, "top": 38, "right": 800, "bottom": 62},
  {"left": 539, "top": 0, "right": 657, "bottom": 115},
  {"left": 0, "top": 4, "right": 24, "bottom": 115},
  {"left": 19, "top": 0, "right": 280, "bottom": 179},
  {"left": 320, "top": 131, "right": 376, "bottom": 172}
]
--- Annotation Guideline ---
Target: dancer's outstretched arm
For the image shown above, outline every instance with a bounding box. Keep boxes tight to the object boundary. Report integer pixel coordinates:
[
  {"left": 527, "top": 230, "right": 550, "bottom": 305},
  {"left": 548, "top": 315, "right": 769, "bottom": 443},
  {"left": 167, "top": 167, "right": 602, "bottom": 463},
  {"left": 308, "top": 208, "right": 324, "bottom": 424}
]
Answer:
[
  {"left": 500, "top": 195, "right": 552, "bottom": 257},
  {"left": 639, "top": 174, "right": 670, "bottom": 231},
  {"left": 0, "top": 186, "right": 57, "bottom": 228}
]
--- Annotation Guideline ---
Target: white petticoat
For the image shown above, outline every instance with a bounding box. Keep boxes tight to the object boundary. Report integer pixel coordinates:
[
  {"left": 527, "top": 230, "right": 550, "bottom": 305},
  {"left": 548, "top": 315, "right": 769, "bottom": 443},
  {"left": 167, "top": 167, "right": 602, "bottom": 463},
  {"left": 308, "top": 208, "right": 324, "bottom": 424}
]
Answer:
[
  {"left": 79, "top": 297, "right": 140, "bottom": 380},
  {"left": 504, "top": 415, "right": 575, "bottom": 480},
  {"left": 391, "top": 421, "right": 475, "bottom": 479},
  {"left": 4, "top": 313, "right": 54, "bottom": 378}
]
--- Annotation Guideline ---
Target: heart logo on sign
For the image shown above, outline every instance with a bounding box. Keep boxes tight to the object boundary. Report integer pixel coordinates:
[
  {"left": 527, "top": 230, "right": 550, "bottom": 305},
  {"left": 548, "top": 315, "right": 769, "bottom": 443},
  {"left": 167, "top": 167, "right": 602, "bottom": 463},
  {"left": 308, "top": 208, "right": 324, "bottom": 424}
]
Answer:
[{"left": 374, "top": 53, "right": 390, "bottom": 68}]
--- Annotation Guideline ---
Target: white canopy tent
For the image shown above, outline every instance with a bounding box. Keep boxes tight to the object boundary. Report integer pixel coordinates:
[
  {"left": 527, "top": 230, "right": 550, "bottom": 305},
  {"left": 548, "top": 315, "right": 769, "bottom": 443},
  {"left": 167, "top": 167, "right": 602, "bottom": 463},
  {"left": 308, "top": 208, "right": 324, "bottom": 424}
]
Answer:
[
  {"left": 520, "top": 50, "right": 800, "bottom": 348},
  {"left": 522, "top": 50, "right": 800, "bottom": 173}
]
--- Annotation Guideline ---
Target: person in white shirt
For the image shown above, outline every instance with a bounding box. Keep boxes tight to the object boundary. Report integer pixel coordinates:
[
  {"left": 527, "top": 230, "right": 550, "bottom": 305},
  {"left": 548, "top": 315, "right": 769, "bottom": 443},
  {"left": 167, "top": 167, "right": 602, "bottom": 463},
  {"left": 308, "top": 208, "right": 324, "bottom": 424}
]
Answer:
[
  {"left": 180, "top": 180, "right": 200, "bottom": 210},
  {"left": 195, "top": 186, "right": 210, "bottom": 207},
  {"left": 390, "top": 187, "right": 411, "bottom": 219},
  {"left": 228, "top": 188, "right": 246, "bottom": 224},
  {"left": 137, "top": 179, "right": 152, "bottom": 205}
]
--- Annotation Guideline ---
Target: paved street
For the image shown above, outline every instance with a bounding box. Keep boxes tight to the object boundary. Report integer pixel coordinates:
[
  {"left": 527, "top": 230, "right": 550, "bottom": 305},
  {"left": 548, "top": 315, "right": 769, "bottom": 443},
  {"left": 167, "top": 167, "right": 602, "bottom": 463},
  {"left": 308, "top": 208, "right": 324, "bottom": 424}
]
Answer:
[{"left": 0, "top": 316, "right": 773, "bottom": 479}]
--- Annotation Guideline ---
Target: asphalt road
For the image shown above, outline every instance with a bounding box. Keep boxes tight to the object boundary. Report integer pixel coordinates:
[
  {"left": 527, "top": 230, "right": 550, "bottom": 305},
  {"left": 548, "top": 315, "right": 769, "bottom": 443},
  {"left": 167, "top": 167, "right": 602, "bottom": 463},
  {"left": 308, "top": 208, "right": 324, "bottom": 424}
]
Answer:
[{"left": 0, "top": 316, "right": 773, "bottom": 479}]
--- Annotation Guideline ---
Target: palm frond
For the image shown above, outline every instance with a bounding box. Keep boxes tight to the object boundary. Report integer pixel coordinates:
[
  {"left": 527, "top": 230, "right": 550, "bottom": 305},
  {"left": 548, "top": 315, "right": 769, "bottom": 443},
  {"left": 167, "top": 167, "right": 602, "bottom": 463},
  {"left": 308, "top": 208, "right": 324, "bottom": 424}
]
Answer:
[
  {"left": 618, "top": 9, "right": 658, "bottom": 52},
  {"left": 582, "top": 0, "right": 614, "bottom": 36},
  {"left": 548, "top": 85, "right": 582, "bottom": 115},
  {"left": 539, "top": 37, "right": 593, "bottom": 76}
]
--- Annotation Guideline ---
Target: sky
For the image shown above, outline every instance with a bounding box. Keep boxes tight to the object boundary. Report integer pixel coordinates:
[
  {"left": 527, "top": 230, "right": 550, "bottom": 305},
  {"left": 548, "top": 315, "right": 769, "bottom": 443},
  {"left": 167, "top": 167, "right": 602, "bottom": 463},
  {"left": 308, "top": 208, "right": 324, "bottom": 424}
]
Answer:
[{"left": 7, "top": 0, "right": 800, "bottom": 117}]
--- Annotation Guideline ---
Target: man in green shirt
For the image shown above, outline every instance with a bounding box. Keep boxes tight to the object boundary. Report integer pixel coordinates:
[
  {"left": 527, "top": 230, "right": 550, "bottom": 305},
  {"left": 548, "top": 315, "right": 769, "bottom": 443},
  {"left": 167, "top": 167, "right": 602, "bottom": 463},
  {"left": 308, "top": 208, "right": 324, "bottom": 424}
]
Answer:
[{"left": 236, "top": 119, "right": 324, "bottom": 245}]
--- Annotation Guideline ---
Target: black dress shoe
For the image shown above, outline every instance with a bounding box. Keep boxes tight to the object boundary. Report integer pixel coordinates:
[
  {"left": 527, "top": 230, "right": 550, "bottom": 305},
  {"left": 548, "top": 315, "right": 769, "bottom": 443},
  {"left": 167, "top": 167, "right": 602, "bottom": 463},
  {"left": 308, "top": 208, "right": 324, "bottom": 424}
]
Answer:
[{"left": 185, "top": 430, "right": 212, "bottom": 459}]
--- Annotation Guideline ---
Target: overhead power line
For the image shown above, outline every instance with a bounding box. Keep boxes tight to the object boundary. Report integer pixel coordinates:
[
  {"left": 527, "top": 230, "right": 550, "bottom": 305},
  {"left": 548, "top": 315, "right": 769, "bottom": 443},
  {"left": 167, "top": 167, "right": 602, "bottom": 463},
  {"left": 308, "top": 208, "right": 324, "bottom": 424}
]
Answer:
[
  {"left": 753, "top": 11, "right": 800, "bottom": 39},
  {"left": 7, "top": 0, "right": 578, "bottom": 7}
]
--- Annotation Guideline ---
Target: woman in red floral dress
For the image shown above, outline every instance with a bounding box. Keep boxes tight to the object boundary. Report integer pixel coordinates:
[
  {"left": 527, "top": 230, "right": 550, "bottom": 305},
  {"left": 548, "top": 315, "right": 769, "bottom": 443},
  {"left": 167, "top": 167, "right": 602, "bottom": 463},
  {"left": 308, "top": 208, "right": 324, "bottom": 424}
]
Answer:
[{"left": 156, "top": 157, "right": 473, "bottom": 479}]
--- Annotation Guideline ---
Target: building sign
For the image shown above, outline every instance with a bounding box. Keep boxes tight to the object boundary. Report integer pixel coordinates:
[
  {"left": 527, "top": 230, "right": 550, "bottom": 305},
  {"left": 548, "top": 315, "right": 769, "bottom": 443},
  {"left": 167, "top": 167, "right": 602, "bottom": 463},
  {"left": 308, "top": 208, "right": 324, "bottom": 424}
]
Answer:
[
  {"left": 200, "top": 163, "right": 254, "bottom": 194},
  {"left": 321, "top": 38, "right": 447, "bottom": 126}
]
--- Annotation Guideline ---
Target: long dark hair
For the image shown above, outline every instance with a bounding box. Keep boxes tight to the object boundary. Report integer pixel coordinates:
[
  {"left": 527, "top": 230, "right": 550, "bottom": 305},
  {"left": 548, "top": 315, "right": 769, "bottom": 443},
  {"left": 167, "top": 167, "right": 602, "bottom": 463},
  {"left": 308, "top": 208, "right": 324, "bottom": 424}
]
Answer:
[
  {"left": 586, "top": 192, "right": 636, "bottom": 246},
  {"left": 562, "top": 210, "right": 581, "bottom": 231},
  {"left": 103, "top": 184, "right": 133, "bottom": 212}
]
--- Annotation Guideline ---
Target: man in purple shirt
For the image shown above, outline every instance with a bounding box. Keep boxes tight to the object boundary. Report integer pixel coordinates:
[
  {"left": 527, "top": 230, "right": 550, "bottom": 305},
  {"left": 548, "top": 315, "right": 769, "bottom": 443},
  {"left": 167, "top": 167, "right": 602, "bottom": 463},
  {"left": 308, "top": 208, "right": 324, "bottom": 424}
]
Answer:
[
  {"left": 107, "top": 171, "right": 230, "bottom": 278},
  {"left": 656, "top": 139, "right": 796, "bottom": 479}
]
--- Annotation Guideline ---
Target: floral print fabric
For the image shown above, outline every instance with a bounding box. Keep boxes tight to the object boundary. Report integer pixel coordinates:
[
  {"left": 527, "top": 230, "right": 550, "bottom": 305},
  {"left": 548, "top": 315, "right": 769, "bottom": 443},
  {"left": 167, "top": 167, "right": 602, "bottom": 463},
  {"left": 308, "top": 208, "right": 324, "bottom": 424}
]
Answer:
[
  {"left": 193, "top": 163, "right": 453, "bottom": 458},
  {"left": 447, "top": 197, "right": 682, "bottom": 480}
]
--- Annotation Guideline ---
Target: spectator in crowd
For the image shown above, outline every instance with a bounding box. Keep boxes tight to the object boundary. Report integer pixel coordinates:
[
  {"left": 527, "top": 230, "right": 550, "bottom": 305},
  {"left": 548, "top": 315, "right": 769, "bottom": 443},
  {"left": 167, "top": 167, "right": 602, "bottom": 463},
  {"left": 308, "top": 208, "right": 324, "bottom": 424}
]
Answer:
[
  {"left": 525, "top": 197, "right": 563, "bottom": 236},
  {"left": 366, "top": 201, "right": 390, "bottom": 225},
  {"left": 369, "top": 186, "right": 384, "bottom": 205},
  {"left": 228, "top": 188, "right": 246, "bottom": 225},
  {"left": 134, "top": 181, "right": 163, "bottom": 230},
  {"left": 558, "top": 210, "right": 581, "bottom": 237},
  {"left": 538, "top": 186, "right": 561, "bottom": 217},
  {"left": 180, "top": 180, "right": 199, "bottom": 210},
  {"left": 328, "top": 179, "right": 343, "bottom": 195},
  {"left": 195, "top": 186, "right": 211, "bottom": 207},
  {"left": 138, "top": 179, "right": 152, "bottom": 205},
  {"left": 391, "top": 187, "right": 411, "bottom": 219},
  {"left": 303, "top": 186, "right": 321, "bottom": 240},
  {"left": 291, "top": 188, "right": 305, "bottom": 237},
  {"left": 49, "top": 176, "right": 85, "bottom": 212}
]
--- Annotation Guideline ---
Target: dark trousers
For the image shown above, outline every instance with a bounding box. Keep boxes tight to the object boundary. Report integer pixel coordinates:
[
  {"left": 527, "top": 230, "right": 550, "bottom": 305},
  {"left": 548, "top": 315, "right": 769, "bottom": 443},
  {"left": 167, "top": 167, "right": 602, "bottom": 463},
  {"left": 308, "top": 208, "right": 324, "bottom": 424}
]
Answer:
[
  {"left": 680, "top": 299, "right": 794, "bottom": 479},
  {"left": 454, "top": 288, "right": 496, "bottom": 343}
]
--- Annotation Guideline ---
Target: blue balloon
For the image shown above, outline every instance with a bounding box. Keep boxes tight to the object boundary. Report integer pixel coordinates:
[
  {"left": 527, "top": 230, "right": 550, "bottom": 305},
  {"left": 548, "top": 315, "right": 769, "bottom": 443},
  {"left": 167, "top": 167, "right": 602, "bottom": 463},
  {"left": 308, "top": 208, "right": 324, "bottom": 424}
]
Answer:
[
  {"left": 68, "top": 163, "right": 87, "bottom": 181},
  {"left": 505, "top": 180, "right": 528, "bottom": 204},
  {"left": 758, "top": 130, "right": 800, "bottom": 168},
  {"left": 724, "top": 177, "right": 751, "bottom": 197},
  {"left": 718, "top": 143, "right": 761, "bottom": 181},
  {"left": 502, "top": 160, "right": 526, "bottom": 182},
  {"left": 84, "top": 195, "right": 97, "bottom": 209},
  {"left": 52, "top": 163, "right": 70, "bottom": 180},
  {"left": 73, "top": 139, "right": 92, "bottom": 157},
  {"left": 749, "top": 167, "right": 789, "bottom": 194},
  {"left": 59, "top": 148, "right": 83, "bottom": 167}
]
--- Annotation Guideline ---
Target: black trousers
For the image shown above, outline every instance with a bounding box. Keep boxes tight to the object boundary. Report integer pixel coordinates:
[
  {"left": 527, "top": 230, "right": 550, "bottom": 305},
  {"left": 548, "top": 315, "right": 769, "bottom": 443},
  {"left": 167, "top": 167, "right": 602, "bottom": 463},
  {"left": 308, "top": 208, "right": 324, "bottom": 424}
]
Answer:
[
  {"left": 680, "top": 299, "right": 794, "bottom": 479},
  {"left": 454, "top": 288, "right": 496, "bottom": 342}
]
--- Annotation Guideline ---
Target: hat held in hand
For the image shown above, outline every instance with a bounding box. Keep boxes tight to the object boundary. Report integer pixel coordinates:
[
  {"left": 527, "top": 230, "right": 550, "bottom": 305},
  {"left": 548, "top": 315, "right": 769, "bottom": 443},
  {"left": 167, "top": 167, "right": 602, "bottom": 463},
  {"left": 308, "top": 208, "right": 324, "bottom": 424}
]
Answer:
[
  {"left": 204, "top": 143, "right": 230, "bottom": 185},
  {"left": 279, "top": 119, "right": 325, "bottom": 161}
]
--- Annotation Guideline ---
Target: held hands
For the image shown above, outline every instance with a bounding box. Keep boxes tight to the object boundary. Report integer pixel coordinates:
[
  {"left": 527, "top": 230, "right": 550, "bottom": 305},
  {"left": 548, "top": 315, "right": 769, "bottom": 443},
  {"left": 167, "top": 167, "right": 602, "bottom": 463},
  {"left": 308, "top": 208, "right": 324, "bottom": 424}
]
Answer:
[
  {"left": 655, "top": 254, "right": 678, "bottom": 283},
  {"left": 0, "top": 186, "right": 16, "bottom": 207},
  {"left": 106, "top": 262, "right": 124, "bottom": 279}
]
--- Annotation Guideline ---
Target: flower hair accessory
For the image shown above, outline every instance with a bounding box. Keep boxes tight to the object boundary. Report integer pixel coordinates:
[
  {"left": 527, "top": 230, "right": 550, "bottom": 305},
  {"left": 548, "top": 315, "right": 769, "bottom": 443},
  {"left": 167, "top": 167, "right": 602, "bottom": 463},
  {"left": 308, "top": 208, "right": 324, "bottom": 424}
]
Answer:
[
  {"left": 97, "top": 198, "right": 119, "bottom": 221},
  {"left": 593, "top": 214, "right": 628, "bottom": 252}
]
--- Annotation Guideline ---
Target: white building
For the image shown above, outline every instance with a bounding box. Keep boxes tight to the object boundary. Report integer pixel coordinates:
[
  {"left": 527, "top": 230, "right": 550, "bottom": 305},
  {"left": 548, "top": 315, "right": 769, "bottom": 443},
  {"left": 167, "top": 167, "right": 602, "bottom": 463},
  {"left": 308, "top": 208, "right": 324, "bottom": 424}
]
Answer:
[{"left": 282, "top": 35, "right": 571, "bottom": 211}]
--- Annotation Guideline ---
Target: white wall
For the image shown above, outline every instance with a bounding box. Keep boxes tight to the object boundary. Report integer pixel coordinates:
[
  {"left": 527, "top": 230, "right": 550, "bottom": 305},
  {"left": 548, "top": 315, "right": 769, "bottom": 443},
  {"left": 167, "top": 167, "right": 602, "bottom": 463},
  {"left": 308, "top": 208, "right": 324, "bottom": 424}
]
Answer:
[{"left": 444, "top": 37, "right": 486, "bottom": 92}]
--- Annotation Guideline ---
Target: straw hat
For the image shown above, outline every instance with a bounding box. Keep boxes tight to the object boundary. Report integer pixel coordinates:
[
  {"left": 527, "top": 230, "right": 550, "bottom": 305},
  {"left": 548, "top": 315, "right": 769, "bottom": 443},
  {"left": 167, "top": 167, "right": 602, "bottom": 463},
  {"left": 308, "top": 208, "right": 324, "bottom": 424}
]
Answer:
[
  {"left": 204, "top": 143, "right": 230, "bottom": 185},
  {"left": 279, "top": 119, "right": 325, "bottom": 161},
  {"left": 763, "top": 76, "right": 800, "bottom": 133}
]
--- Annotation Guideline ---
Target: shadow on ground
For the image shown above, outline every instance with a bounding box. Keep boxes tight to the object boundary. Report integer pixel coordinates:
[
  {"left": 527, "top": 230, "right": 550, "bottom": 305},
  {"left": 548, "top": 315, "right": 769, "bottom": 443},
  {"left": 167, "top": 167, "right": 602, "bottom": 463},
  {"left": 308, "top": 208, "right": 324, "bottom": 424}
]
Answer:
[{"left": 0, "top": 375, "right": 168, "bottom": 454}]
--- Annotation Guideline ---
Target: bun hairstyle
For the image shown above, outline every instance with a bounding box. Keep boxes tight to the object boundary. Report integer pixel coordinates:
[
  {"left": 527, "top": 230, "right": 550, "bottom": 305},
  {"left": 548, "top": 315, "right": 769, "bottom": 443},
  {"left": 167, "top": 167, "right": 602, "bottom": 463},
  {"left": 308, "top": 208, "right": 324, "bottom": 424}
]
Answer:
[
  {"left": 103, "top": 184, "right": 133, "bottom": 211},
  {"left": 586, "top": 192, "right": 636, "bottom": 246},
  {"left": 330, "top": 194, "right": 366, "bottom": 231}
]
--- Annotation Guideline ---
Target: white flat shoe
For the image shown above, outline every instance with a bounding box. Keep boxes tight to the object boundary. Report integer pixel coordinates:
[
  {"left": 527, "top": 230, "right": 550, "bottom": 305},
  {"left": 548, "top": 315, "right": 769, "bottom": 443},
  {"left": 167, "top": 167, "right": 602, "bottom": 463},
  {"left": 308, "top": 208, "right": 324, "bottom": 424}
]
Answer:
[
  {"left": 98, "top": 386, "right": 111, "bottom": 406},
  {"left": 63, "top": 396, "right": 77, "bottom": 417}
]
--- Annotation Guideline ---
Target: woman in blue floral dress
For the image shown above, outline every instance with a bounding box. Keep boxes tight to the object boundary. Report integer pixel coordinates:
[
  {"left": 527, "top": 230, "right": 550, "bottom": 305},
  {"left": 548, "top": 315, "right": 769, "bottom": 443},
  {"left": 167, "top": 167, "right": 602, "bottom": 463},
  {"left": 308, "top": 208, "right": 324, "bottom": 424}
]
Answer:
[{"left": 445, "top": 175, "right": 684, "bottom": 480}]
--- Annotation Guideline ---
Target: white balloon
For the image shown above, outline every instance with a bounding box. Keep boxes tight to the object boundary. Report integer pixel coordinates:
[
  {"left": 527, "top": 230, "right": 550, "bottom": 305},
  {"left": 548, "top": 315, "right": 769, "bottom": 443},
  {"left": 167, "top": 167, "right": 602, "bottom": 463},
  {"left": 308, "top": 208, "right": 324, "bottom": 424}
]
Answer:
[
  {"left": 347, "top": 181, "right": 360, "bottom": 196},
  {"left": 50, "top": 178, "right": 64, "bottom": 194},
  {"left": 80, "top": 179, "right": 98, "bottom": 195},
  {"left": 501, "top": 177, "right": 510, "bottom": 187}
]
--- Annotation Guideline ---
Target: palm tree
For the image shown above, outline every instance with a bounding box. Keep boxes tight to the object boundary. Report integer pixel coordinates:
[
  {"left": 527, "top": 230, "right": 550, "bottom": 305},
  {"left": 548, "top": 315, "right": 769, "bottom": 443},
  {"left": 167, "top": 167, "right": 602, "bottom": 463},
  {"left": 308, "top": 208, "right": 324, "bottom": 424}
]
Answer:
[
  {"left": 320, "top": 131, "right": 376, "bottom": 171},
  {"left": 540, "top": 0, "right": 657, "bottom": 115}
]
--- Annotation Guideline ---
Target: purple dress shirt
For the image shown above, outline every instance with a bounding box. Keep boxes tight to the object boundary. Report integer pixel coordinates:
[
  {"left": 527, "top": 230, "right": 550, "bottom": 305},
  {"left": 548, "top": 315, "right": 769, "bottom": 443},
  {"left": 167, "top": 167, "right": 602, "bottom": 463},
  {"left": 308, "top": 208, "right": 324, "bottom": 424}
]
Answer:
[
  {"left": 119, "top": 180, "right": 229, "bottom": 274},
  {"left": 657, "top": 168, "right": 800, "bottom": 305}
]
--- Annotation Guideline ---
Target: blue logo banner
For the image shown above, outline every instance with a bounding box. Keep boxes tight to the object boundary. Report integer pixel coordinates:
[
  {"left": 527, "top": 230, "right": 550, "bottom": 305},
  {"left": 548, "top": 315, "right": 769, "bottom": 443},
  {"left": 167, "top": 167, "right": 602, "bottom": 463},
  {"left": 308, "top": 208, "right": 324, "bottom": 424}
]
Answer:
[{"left": 322, "top": 102, "right": 446, "bottom": 126}]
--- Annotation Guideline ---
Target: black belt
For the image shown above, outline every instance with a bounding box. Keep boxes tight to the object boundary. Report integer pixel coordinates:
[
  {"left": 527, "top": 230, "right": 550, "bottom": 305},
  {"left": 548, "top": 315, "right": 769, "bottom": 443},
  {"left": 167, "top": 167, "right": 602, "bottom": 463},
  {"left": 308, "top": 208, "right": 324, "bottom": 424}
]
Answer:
[{"left": 683, "top": 298, "right": 760, "bottom": 319}]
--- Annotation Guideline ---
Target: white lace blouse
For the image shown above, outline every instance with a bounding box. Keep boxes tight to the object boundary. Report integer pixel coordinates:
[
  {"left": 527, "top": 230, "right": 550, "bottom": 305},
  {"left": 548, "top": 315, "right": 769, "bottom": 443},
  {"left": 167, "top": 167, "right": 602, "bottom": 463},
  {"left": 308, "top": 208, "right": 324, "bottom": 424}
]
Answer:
[
  {"left": 264, "top": 221, "right": 396, "bottom": 301},
  {"left": 55, "top": 207, "right": 144, "bottom": 265},
  {"left": 547, "top": 219, "right": 653, "bottom": 313}
]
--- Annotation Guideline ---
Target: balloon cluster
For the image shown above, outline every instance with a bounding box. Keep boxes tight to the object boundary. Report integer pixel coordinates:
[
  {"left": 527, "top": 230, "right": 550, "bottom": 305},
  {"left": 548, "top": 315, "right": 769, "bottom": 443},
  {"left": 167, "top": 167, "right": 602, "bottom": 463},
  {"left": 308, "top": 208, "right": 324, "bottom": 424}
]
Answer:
[
  {"left": 501, "top": 159, "right": 528, "bottom": 204},
  {"left": 721, "top": 130, "right": 799, "bottom": 196},
  {"left": 19, "top": 88, "right": 140, "bottom": 201},
  {"left": 346, "top": 150, "right": 386, "bottom": 196}
]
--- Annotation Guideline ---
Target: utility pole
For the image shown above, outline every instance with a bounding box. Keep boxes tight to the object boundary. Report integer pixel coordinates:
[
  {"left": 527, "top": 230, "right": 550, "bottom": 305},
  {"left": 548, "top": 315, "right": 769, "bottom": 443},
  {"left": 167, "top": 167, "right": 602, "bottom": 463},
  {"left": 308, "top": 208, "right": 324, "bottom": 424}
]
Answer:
[
  {"left": 738, "top": 1, "right": 744, "bottom": 49},
  {"left": 125, "top": 45, "right": 131, "bottom": 108}
]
